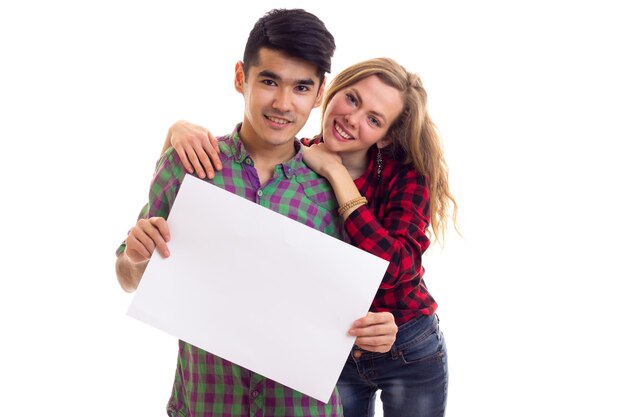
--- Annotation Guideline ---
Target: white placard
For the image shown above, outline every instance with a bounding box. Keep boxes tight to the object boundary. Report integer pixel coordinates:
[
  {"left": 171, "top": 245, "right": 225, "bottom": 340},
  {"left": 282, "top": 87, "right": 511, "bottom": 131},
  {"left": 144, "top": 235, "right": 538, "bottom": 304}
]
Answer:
[{"left": 128, "top": 175, "right": 388, "bottom": 403}]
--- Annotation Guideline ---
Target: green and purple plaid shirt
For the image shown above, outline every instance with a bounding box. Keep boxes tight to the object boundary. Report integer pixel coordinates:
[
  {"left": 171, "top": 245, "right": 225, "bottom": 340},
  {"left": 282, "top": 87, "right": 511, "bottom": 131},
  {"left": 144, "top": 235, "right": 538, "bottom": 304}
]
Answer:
[{"left": 118, "top": 125, "right": 344, "bottom": 417}]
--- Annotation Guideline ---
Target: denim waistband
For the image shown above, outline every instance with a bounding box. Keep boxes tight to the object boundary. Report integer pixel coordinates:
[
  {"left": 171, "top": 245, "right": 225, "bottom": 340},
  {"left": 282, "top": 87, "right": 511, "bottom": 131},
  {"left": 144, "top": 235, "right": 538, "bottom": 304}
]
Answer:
[
  {"left": 350, "top": 314, "right": 438, "bottom": 360},
  {"left": 394, "top": 314, "right": 438, "bottom": 347}
]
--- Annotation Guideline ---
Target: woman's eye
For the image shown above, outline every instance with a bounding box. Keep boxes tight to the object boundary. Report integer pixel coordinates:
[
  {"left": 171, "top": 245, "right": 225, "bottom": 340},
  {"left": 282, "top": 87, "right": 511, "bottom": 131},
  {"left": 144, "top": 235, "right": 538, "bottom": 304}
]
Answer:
[{"left": 369, "top": 116, "right": 381, "bottom": 127}]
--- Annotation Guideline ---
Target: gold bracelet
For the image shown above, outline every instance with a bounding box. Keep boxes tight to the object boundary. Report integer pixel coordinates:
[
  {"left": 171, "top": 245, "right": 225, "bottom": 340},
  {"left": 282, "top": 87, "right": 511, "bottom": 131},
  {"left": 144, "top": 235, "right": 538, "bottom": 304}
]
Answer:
[{"left": 338, "top": 196, "right": 368, "bottom": 216}]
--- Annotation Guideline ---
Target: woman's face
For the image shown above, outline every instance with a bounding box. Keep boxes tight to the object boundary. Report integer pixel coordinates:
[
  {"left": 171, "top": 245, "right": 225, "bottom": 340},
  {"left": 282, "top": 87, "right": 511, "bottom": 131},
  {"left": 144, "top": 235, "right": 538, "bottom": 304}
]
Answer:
[{"left": 322, "top": 75, "right": 403, "bottom": 156}]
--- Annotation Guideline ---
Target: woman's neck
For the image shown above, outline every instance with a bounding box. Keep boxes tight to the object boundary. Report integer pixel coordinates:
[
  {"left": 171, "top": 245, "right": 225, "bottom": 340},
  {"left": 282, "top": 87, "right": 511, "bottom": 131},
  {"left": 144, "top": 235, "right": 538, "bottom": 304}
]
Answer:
[{"left": 339, "top": 149, "right": 370, "bottom": 180}]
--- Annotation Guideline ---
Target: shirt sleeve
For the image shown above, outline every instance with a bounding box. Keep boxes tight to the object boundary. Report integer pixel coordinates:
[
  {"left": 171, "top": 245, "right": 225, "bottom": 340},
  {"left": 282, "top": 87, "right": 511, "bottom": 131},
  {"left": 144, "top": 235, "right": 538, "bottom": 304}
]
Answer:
[
  {"left": 343, "top": 167, "right": 430, "bottom": 289},
  {"left": 115, "top": 148, "right": 186, "bottom": 256}
]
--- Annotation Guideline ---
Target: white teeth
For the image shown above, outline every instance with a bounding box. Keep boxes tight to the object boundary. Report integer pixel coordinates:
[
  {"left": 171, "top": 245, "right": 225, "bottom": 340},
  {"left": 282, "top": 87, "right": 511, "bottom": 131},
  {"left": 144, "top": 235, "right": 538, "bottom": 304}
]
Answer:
[
  {"left": 267, "top": 116, "right": 288, "bottom": 124},
  {"left": 335, "top": 122, "right": 352, "bottom": 139}
]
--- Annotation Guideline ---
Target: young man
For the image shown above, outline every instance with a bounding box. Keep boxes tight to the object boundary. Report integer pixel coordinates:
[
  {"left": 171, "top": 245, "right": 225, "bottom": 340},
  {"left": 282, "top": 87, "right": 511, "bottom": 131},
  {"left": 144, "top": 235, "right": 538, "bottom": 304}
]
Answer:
[{"left": 116, "top": 8, "right": 395, "bottom": 417}]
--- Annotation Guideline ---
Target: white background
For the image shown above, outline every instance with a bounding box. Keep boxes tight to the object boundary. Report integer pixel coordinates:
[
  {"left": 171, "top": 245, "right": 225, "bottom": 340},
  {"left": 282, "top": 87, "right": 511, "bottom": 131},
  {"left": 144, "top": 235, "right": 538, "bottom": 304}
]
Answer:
[{"left": 1, "top": 1, "right": 624, "bottom": 416}]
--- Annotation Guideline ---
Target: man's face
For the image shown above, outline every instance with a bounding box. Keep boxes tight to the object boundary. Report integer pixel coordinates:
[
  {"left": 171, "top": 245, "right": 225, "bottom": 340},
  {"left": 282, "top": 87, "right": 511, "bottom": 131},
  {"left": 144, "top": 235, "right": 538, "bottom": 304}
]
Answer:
[{"left": 236, "top": 48, "right": 325, "bottom": 151}]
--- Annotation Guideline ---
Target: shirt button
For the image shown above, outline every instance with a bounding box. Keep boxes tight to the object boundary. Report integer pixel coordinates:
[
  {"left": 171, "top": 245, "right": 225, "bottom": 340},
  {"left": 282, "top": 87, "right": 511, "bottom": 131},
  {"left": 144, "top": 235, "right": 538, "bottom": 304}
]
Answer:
[
  {"left": 252, "top": 390, "right": 259, "bottom": 398},
  {"left": 353, "top": 350, "right": 362, "bottom": 359},
  {"left": 245, "top": 157, "right": 252, "bottom": 165},
  {"left": 257, "top": 189, "right": 263, "bottom": 197}
]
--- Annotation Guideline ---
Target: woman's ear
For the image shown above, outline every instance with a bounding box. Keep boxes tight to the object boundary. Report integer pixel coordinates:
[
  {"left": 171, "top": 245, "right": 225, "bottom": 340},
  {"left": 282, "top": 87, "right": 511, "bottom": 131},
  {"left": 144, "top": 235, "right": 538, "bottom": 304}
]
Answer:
[
  {"left": 313, "top": 77, "right": 326, "bottom": 108},
  {"left": 376, "top": 136, "right": 392, "bottom": 149}
]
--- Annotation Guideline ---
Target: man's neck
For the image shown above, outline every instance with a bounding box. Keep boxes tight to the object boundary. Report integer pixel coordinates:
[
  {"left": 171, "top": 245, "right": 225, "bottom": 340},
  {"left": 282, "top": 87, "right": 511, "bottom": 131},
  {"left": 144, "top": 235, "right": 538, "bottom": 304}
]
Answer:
[{"left": 239, "top": 134, "right": 296, "bottom": 187}]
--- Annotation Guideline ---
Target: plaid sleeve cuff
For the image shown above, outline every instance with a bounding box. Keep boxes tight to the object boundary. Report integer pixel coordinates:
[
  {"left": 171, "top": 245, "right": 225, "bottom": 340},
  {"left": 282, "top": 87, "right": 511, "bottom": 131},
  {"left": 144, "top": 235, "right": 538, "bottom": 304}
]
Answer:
[
  {"left": 115, "top": 242, "right": 126, "bottom": 257},
  {"left": 344, "top": 204, "right": 392, "bottom": 261}
]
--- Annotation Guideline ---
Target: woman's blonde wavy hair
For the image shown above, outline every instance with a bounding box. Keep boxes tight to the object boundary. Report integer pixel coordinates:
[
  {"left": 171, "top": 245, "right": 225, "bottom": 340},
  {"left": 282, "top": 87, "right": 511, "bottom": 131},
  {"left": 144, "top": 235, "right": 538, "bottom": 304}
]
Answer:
[{"left": 321, "top": 58, "right": 458, "bottom": 242}]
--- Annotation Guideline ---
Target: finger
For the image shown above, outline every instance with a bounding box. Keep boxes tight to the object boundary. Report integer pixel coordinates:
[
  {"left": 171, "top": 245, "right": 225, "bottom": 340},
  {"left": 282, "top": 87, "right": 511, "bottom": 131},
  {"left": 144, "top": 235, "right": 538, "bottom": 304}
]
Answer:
[
  {"left": 125, "top": 232, "right": 152, "bottom": 263},
  {"left": 173, "top": 144, "right": 195, "bottom": 175},
  {"left": 142, "top": 218, "right": 170, "bottom": 257},
  {"left": 349, "top": 323, "right": 397, "bottom": 337},
  {"left": 203, "top": 138, "right": 222, "bottom": 173},
  {"left": 208, "top": 131, "right": 220, "bottom": 153},
  {"left": 354, "top": 341, "right": 380, "bottom": 352},
  {"left": 149, "top": 217, "right": 171, "bottom": 241},
  {"left": 355, "top": 342, "right": 392, "bottom": 353},
  {"left": 353, "top": 311, "right": 393, "bottom": 327},
  {"left": 355, "top": 335, "right": 395, "bottom": 351},
  {"left": 133, "top": 223, "right": 159, "bottom": 255},
  {"left": 126, "top": 221, "right": 162, "bottom": 262},
  {"left": 184, "top": 143, "right": 206, "bottom": 179},
  {"left": 355, "top": 334, "right": 395, "bottom": 345},
  {"left": 195, "top": 142, "right": 216, "bottom": 179}
]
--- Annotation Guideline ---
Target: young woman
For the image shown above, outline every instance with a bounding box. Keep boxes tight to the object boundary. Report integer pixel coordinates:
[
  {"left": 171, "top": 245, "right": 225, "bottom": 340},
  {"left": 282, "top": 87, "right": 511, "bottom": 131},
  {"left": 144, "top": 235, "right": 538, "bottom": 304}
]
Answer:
[{"left": 164, "top": 58, "right": 457, "bottom": 417}]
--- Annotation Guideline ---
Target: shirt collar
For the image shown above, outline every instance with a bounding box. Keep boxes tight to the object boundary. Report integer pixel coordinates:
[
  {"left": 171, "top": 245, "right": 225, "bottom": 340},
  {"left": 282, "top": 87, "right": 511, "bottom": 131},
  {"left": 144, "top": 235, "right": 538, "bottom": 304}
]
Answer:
[
  {"left": 281, "top": 140, "right": 304, "bottom": 179},
  {"left": 216, "top": 124, "right": 248, "bottom": 164},
  {"left": 219, "top": 123, "right": 304, "bottom": 179}
]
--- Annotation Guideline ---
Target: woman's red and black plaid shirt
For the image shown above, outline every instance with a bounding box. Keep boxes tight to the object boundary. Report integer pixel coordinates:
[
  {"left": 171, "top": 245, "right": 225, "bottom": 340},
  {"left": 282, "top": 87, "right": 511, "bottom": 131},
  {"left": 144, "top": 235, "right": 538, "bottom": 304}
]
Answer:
[{"left": 303, "top": 139, "right": 437, "bottom": 325}]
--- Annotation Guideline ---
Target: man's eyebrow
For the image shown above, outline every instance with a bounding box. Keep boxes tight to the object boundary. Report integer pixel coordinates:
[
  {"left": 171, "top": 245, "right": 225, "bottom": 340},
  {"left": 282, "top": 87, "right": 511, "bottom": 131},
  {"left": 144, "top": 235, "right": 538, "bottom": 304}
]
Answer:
[
  {"left": 258, "top": 70, "right": 315, "bottom": 86},
  {"left": 258, "top": 70, "right": 280, "bottom": 80},
  {"left": 295, "top": 78, "right": 316, "bottom": 86}
]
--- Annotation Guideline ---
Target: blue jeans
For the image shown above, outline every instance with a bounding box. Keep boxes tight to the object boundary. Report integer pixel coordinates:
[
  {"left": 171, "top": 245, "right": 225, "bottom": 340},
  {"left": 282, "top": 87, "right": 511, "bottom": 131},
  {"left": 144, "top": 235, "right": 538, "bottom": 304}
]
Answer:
[{"left": 337, "top": 314, "right": 448, "bottom": 417}]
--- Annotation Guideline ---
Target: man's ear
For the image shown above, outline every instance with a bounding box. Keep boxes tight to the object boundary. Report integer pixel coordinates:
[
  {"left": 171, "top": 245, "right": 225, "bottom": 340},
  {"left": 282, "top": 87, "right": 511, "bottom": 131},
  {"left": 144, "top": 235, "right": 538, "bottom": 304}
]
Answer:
[
  {"left": 234, "top": 61, "right": 245, "bottom": 93},
  {"left": 376, "top": 135, "right": 392, "bottom": 149},
  {"left": 313, "top": 77, "right": 326, "bottom": 108}
]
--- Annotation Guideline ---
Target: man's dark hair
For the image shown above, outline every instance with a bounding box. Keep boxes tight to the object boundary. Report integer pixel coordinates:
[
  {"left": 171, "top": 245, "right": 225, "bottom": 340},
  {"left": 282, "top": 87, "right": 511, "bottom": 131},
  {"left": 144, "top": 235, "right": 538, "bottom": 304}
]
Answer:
[{"left": 242, "top": 9, "right": 336, "bottom": 81}]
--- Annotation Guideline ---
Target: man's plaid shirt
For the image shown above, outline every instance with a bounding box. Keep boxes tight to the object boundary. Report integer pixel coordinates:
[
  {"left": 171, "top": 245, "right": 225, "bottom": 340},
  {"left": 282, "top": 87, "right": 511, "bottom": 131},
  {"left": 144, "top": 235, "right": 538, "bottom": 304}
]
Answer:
[{"left": 118, "top": 126, "right": 344, "bottom": 417}]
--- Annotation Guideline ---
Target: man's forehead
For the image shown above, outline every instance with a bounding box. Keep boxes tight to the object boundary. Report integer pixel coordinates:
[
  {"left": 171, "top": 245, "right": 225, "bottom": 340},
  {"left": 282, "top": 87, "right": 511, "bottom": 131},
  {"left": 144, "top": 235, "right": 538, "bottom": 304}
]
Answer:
[{"left": 249, "top": 48, "right": 321, "bottom": 86}]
